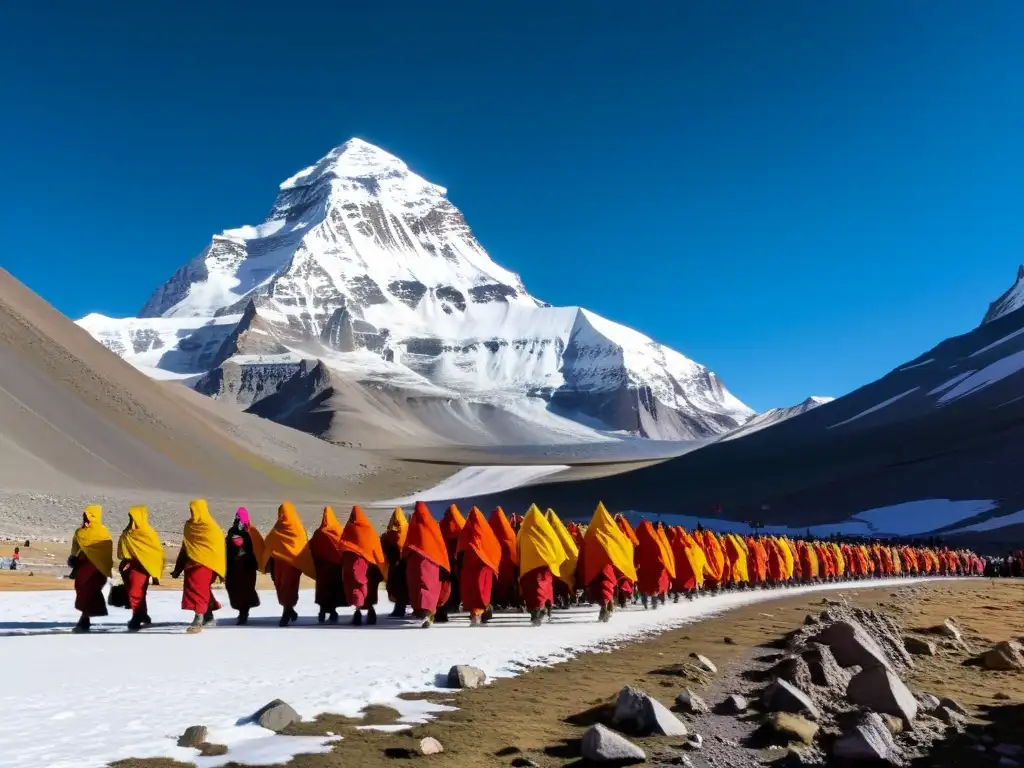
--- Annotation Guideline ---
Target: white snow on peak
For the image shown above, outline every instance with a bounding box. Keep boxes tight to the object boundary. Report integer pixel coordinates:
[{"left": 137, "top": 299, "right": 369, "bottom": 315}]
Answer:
[
  {"left": 806, "top": 395, "right": 834, "bottom": 405},
  {"left": 981, "top": 265, "right": 1024, "bottom": 325}
]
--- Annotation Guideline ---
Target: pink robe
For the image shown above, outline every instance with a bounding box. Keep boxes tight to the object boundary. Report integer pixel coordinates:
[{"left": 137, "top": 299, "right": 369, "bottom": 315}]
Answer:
[{"left": 341, "top": 551, "right": 382, "bottom": 609}]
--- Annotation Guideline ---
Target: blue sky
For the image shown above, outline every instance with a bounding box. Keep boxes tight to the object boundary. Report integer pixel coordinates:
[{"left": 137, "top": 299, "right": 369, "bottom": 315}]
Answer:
[{"left": 2, "top": 2, "right": 1022, "bottom": 412}]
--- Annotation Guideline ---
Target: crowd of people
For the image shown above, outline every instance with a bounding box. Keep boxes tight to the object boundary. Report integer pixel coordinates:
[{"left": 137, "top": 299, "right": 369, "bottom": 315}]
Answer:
[{"left": 66, "top": 500, "right": 986, "bottom": 633}]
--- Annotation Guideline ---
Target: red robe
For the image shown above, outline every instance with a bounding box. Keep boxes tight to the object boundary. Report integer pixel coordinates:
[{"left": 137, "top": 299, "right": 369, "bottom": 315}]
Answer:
[
  {"left": 519, "top": 566, "right": 554, "bottom": 612},
  {"left": 460, "top": 550, "right": 495, "bottom": 613},
  {"left": 121, "top": 560, "right": 150, "bottom": 615},
  {"left": 636, "top": 522, "right": 670, "bottom": 597},
  {"left": 74, "top": 556, "right": 108, "bottom": 617},
  {"left": 586, "top": 563, "right": 619, "bottom": 605},
  {"left": 269, "top": 559, "right": 301, "bottom": 609},
  {"left": 341, "top": 550, "right": 382, "bottom": 609},
  {"left": 182, "top": 562, "right": 220, "bottom": 614},
  {"left": 406, "top": 550, "right": 451, "bottom": 614}
]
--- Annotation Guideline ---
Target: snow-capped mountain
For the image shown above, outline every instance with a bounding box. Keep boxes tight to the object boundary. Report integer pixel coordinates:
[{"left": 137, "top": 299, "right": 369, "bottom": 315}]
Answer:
[
  {"left": 981, "top": 265, "right": 1024, "bottom": 325},
  {"left": 78, "top": 139, "right": 754, "bottom": 444},
  {"left": 721, "top": 395, "right": 835, "bottom": 440}
]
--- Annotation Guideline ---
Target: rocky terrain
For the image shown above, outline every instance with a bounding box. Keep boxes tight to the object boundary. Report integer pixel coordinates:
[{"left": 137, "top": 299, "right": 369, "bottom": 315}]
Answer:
[{"left": 77, "top": 138, "right": 754, "bottom": 446}]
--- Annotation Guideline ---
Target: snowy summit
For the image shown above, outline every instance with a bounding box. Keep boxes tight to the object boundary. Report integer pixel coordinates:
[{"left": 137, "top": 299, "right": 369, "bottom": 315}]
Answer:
[{"left": 79, "top": 139, "right": 754, "bottom": 443}]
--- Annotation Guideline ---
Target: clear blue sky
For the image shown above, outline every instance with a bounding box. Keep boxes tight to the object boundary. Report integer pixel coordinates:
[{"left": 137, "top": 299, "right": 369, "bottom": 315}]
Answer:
[{"left": 2, "top": 2, "right": 1022, "bottom": 412}]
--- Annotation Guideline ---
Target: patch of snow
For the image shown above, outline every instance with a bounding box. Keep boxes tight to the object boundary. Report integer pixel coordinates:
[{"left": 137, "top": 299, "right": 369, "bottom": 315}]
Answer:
[
  {"left": 854, "top": 499, "right": 998, "bottom": 535},
  {"left": 383, "top": 464, "right": 571, "bottom": 505},
  {"left": 944, "top": 508, "right": 1024, "bottom": 533},
  {"left": 938, "top": 349, "right": 1024, "bottom": 404},
  {"left": 807, "top": 395, "right": 835, "bottom": 405},
  {"left": 827, "top": 388, "right": 919, "bottom": 429},
  {"left": 0, "top": 579, "right": 937, "bottom": 768},
  {"left": 899, "top": 358, "right": 934, "bottom": 371},
  {"left": 928, "top": 370, "right": 976, "bottom": 396},
  {"left": 970, "top": 326, "right": 1024, "bottom": 358}
]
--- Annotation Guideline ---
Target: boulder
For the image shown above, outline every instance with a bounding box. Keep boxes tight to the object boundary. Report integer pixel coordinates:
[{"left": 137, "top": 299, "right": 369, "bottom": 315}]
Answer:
[
  {"left": 903, "top": 636, "right": 938, "bottom": 656},
  {"left": 846, "top": 666, "right": 918, "bottom": 727},
  {"left": 982, "top": 641, "right": 1024, "bottom": 671},
  {"left": 917, "top": 693, "right": 941, "bottom": 712},
  {"left": 675, "top": 689, "right": 709, "bottom": 714},
  {"left": 613, "top": 687, "right": 688, "bottom": 736},
  {"left": 721, "top": 694, "right": 748, "bottom": 714},
  {"left": 580, "top": 724, "right": 646, "bottom": 763},
  {"left": 689, "top": 654, "right": 717, "bottom": 674},
  {"left": 813, "top": 620, "right": 894, "bottom": 672},
  {"left": 447, "top": 665, "right": 487, "bottom": 689},
  {"left": 511, "top": 760, "right": 540, "bottom": 768},
  {"left": 804, "top": 614, "right": 818, "bottom": 626},
  {"left": 880, "top": 714, "right": 903, "bottom": 736},
  {"left": 802, "top": 643, "right": 852, "bottom": 693},
  {"left": 832, "top": 712, "right": 899, "bottom": 761},
  {"left": 936, "top": 706, "right": 967, "bottom": 729},
  {"left": 177, "top": 726, "right": 208, "bottom": 749},
  {"left": 932, "top": 618, "right": 964, "bottom": 642},
  {"left": 418, "top": 737, "right": 444, "bottom": 755},
  {"left": 198, "top": 743, "right": 229, "bottom": 757},
  {"left": 253, "top": 699, "right": 300, "bottom": 732},
  {"left": 764, "top": 712, "right": 819, "bottom": 745},
  {"left": 939, "top": 697, "right": 968, "bottom": 716},
  {"left": 684, "top": 733, "right": 703, "bottom": 750},
  {"left": 763, "top": 678, "right": 822, "bottom": 720}
]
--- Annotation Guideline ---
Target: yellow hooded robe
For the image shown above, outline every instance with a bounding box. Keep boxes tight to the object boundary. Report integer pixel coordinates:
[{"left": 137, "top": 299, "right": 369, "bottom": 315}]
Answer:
[
  {"left": 71, "top": 504, "right": 113, "bottom": 577},
  {"left": 183, "top": 499, "right": 227, "bottom": 578},
  {"left": 117, "top": 505, "right": 164, "bottom": 579}
]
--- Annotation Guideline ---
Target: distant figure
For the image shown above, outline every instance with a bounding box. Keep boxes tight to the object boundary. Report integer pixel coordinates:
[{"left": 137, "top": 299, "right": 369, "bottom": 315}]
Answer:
[
  {"left": 488, "top": 507, "right": 519, "bottom": 610},
  {"left": 259, "top": 502, "right": 316, "bottom": 627},
  {"left": 636, "top": 520, "right": 672, "bottom": 608},
  {"left": 436, "top": 505, "right": 466, "bottom": 623},
  {"left": 545, "top": 509, "right": 579, "bottom": 609},
  {"left": 309, "top": 507, "right": 346, "bottom": 624},
  {"left": 456, "top": 507, "right": 502, "bottom": 626},
  {"left": 580, "top": 503, "right": 637, "bottom": 622},
  {"left": 225, "top": 508, "right": 262, "bottom": 625},
  {"left": 516, "top": 506, "right": 567, "bottom": 626},
  {"left": 116, "top": 505, "right": 163, "bottom": 632},
  {"left": 403, "top": 502, "right": 451, "bottom": 628},
  {"left": 10, "top": 547, "right": 20, "bottom": 570},
  {"left": 69, "top": 505, "right": 113, "bottom": 633},
  {"left": 339, "top": 506, "right": 388, "bottom": 626},
  {"left": 381, "top": 507, "right": 409, "bottom": 618},
  {"left": 171, "top": 499, "right": 226, "bottom": 634}
]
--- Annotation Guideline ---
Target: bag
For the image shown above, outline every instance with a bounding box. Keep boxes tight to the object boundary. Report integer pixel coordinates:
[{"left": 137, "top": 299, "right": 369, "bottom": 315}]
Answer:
[{"left": 108, "top": 583, "right": 130, "bottom": 609}]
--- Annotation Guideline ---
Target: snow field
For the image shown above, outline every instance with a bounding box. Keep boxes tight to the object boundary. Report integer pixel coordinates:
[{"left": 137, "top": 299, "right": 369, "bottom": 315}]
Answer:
[{"left": 2, "top": 578, "right": 936, "bottom": 768}]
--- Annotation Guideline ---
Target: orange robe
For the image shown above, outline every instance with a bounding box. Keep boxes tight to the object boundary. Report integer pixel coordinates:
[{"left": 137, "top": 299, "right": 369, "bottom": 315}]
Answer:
[
  {"left": 403, "top": 502, "right": 451, "bottom": 616},
  {"left": 457, "top": 508, "right": 502, "bottom": 615},
  {"left": 747, "top": 538, "right": 769, "bottom": 583},
  {"left": 489, "top": 507, "right": 519, "bottom": 606},
  {"left": 636, "top": 521, "right": 671, "bottom": 597}
]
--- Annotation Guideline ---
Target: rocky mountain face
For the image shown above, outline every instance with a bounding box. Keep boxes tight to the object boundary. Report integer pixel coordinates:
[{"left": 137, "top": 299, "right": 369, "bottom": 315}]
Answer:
[
  {"left": 79, "top": 139, "right": 754, "bottom": 444},
  {"left": 721, "top": 396, "right": 835, "bottom": 441},
  {"left": 981, "top": 265, "right": 1024, "bottom": 325}
]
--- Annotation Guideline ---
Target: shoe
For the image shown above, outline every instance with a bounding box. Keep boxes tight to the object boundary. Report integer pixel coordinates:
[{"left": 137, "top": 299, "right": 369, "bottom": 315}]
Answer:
[
  {"left": 279, "top": 610, "right": 290, "bottom": 627},
  {"left": 545, "top": 603, "right": 553, "bottom": 620},
  {"left": 601, "top": 602, "right": 613, "bottom": 623},
  {"left": 127, "top": 615, "right": 143, "bottom": 633},
  {"left": 288, "top": 608, "right": 299, "bottom": 624},
  {"left": 328, "top": 611, "right": 339, "bottom": 624},
  {"left": 72, "top": 616, "right": 90, "bottom": 634},
  {"left": 317, "top": 610, "right": 326, "bottom": 624},
  {"left": 641, "top": 595, "right": 649, "bottom": 610},
  {"left": 140, "top": 614, "right": 153, "bottom": 627},
  {"left": 421, "top": 612, "right": 435, "bottom": 629},
  {"left": 366, "top": 607, "right": 377, "bottom": 626},
  {"left": 530, "top": 611, "right": 543, "bottom": 627},
  {"left": 186, "top": 615, "right": 204, "bottom": 634},
  {"left": 352, "top": 609, "right": 363, "bottom": 626},
  {"left": 389, "top": 605, "right": 406, "bottom": 619},
  {"left": 597, "top": 605, "right": 608, "bottom": 623},
  {"left": 481, "top": 606, "right": 493, "bottom": 625},
  {"left": 435, "top": 609, "right": 449, "bottom": 624},
  {"left": 203, "top": 612, "right": 216, "bottom": 627},
  {"left": 236, "top": 610, "right": 249, "bottom": 626}
]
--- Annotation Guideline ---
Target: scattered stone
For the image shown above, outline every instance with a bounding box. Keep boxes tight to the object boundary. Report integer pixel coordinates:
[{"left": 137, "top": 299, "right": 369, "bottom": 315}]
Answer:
[
  {"left": 763, "top": 678, "right": 822, "bottom": 720},
  {"left": 198, "top": 743, "right": 228, "bottom": 757},
  {"left": 253, "top": 699, "right": 299, "bottom": 732},
  {"left": 724, "top": 636, "right": 736, "bottom": 645},
  {"left": 939, "top": 697, "right": 968, "bottom": 716},
  {"left": 846, "top": 666, "right": 918, "bottom": 727},
  {"left": 613, "top": 687, "right": 688, "bottom": 736},
  {"left": 447, "top": 665, "right": 487, "bottom": 689},
  {"left": 995, "top": 692, "right": 1012, "bottom": 701},
  {"left": 819, "top": 610, "right": 834, "bottom": 623},
  {"left": 675, "top": 689, "right": 709, "bottom": 714},
  {"left": 510, "top": 759, "right": 539, "bottom": 768},
  {"left": 880, "top": 714, "right": 904, "bottom": 736},
  {"left": 177, "top": 726, "right": 208, "bottom": 749},
  {"left": 802, "top": 642, "right": 852, "bottom": 693},
  {"left": 683, "top": 733, "right": 703, "bottom": 750},
  {"left": 804, "top": 614, "right": 818, "bottom": 626},
  {"left": 813, "top": 620, "right": 894, "bottom": 672},
  {"left": 764, "top": 712, "right": 820, "bottom": 745},
  {"left": 689, "top": 653, "right": 717, "bottom": 674},
  {"left": 996, "top": 745, "right": 1024, "bottom": 758},
  {"left": 904, "top": 636, "right": 938, "bottom": 656},
  {"left": 833, "top": 712, "right": 899, "bottom": 761},
  {"left": 982, "top": 641, "right": 1024, "bottom": 671},
  {"left": 418, "top": 737, "right": 444, "bottom": 755},
  {"left": 917, "top": 693, "right": 941, "bottom": 712},
  {"left": 722, "top": 694, "right": 748, "bottom": 714},
  {"left": 935, "top": 707, "right": 966, "bottom": 729},
  {"left": 581, "top": 724, "right": 646, "bottom": 763},
  {"left": 932, "top": 618, "right": 963, "bottom": 641}
]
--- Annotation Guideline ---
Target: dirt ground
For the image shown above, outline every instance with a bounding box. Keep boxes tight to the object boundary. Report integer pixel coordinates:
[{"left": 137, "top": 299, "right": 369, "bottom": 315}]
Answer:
[{"left": 109, "top": 579, "right": 1024, "bottom": 768}]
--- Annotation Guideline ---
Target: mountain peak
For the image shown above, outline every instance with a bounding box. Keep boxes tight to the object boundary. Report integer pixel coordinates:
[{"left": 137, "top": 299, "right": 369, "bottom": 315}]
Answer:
[
  {"left": 279, "top": 137, "right": 429, "bottom": 192},
  {"left": 981, "top": 265, "right": 1024, "bottom": 325}
]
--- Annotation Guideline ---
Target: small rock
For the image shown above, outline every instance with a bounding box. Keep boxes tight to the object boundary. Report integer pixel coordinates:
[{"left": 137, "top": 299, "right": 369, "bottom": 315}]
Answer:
[
  {"left": 904, "top": 636, "right": 938, "bottom": 656},
  {"left": 763, "top": 678, "right": 822, "bottom": 720},
  {"left": 936, "top": 707, "right": 966, "bottom": 729},
  {"left": 833, "top": 712, "right": 899, "bottom": 761},
  {"left": 510, "top": 759, "right": 539, "bottom": 768},
  {"left": 813, "top": 620, "right": 895, "bottom": 672},
  {"left": 846, "top": 665, "right": 918, "bottom": 727},
  {"left": 724, "top": 637, "right": 736, "bottom": 646},
  {"left": 996, "top": 745, "right": 1024, "bottom": 758},
  {"left": 933, "top": 618, "right": 963, "bottom": 641},
  {"left": 675, "top": 689, "right": 709, "bottom": 714},
  {"left": 917, "top": 693, "right": 941, "bottom": 712},
  {"left": 447, "top": 665, "right": 487, "bottom": 689},
  {"left": 983, "top": 641, "right": 1024, "bottom": 671},
  {"left": 995, "top": 692, "right": 1012, "bottom": 701},
  {"left": 880, "top": 714, "right": 903, "bottom": 735},
  {"left": 804, "top": 614, "right": 818, "bottom": 626},
  {"left": 253, "top": 699, "right": 299, "bottom": 732},
  {"left": 419, "top": 737, "right": 444, "bottom": 755},
  {"left": 722, "top": 694, "right": 748, "bottom": 714},
  {"left": 764, "top": 712, "right": 820, "bottom": 745},
  {"left": 580, "top": 724, "right": 646, "bottom": 763},
  {"left": 198, "top": 743, "right": 228, "bottom": 757},
  {"left": 613, "top": 687, "right": 687, "bottom": 736},
  {"left": 802, "top": 643, "right": 851, "bottom": 693},
  {"left": 684, "top": 733, "right": 703, "bottom": 750},
  {"left": 689, "top": 653, "right": 717, "bottom": 674},
  {"left": 820, "top": 610, "right": 834, "bottom": 623},
  {"left": 177, "top": 726, "right": 208, "bottom": 749},
  {"left": 939, "top": 697, "right": 968, "bottom": 716}
]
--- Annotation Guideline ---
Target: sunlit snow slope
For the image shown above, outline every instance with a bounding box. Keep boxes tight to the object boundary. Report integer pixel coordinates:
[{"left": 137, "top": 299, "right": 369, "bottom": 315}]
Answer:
[{"left": 79, "top": 139, "right": 753, "bottom": 444}]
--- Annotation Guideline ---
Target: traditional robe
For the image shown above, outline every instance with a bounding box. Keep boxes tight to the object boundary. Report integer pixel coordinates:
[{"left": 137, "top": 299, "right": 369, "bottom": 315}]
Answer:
[
  {"left": 723, "top": 534, "right": 748, "bottom": 585},
  {"left": 546, "top": 509, "right": 580, "bottom": 593},
  {"left": 489, "top": 507, "right": 519, "bottom": 608},
  {"left": 310, "top": 507, "right": 346, "bottom": 613},
  {"left": 636, "top": 520, "right": 672, "bottom": 598},
  {"left": 381, "top": 508, "right": 409, "bottom": 607},
  {"left": 517, "top": 506, "right": 568, "bottom": 612},
  {"left": 581, "top": 503, "right": 637, "bottom": 606},
  {"left": 225, "top": 508, "right": 262, "bottom": 612},
  {"left": 117, "top": 505, "right": 163, "bottom": 618},
  {"left": 339, "top": 506, "right": 387, "bottom": 609},
  {"left": 404, "top": 502, "right": 452, "bottom": 616},
  {"left": 699, "top": 529, "right": 726, "bottom": 589},
  {"left": 747, "top": 537, "right": 769, "bottom": 584},
  {"left": 669, "top": 528, "right": 707, "bottom": 592},
  {"left": 439, "top": 505, "right": 466, "bottom": 615},
  {"left": 765, "top": 538, "right": 786, "bottom": 583},
  {"left": 457, "top": 508, "right": 502, "bottom": 615},
  {"left": 179, "top": 499, "right": 226, "bottom": 615},
  {"left": 614, "top": 515, "right": 640, "bottom": 598},
  {"left": 71, "top": 505, "right": 113, "bottom": 618},
  {"left": 260, "top": 501, "right": 315, "bottom": 610}
]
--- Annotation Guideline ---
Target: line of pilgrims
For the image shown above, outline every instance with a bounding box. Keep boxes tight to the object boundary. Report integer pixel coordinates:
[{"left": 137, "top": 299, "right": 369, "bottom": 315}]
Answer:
[{"left": 67, "top": 500, "right": 986, "bottom": 633}]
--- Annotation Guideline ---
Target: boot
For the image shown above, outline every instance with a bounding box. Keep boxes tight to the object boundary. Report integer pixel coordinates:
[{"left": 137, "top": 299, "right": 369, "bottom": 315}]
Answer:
[
  {"left": 186, "top": 614, "right": 204, "bottom": 634},
  {"left": 545, "top": 602, "right": 553, "bottom": 620},
  {"left": 72, "top": 615, "right": 90, "bottom": 634},
  {"left": 389, "top": 604, "right": 406, "bottom": 619},
  {"left": 421, "top": 612, "right": 435, "bottom": 629},
  {"left": 127, "top": 614, "right": 143, "bottom": 633},
  {"left": 140, "top": 613, "right": 153, "bottom": 627},
  {"left": 278, "top": 609, "right": 291, "bottom": 627},
  {"left": 601, "top": 601, "right": 613, "bottom": 623},
  {"left": 481, "top": 606, "right": 494, "bottom": 625},
  {"left": 352, "top": 609, "right": 363, "bottom": 626},
  {"left": 641, "top": 594, "right": 649, "bottom": 610},
  {"left": 328, "top": 610, "right": 339, "bottom": 625},
  {"left": 236, "top": 609, "right": 249, "bottom": 626},
  {"left": 317, "top": 610, "right": 327, "bottom": 624},
  {"left": 529, "top": 610, "right": 543, "bottom": 627},
  {"left": 597, "top": 605, "right": 608, "bottom": 623},
  {"left": 203, "top": 611, "right": 216, "bottom": 627},
  {"left": 366, "top": 607, "right": 377, "bottom": 626},
  {"left": 435, "top": 608, "right": 449, "bottom": 624},
  {"left": 288, "top": 608, "right": 299, "bottom": 624}
]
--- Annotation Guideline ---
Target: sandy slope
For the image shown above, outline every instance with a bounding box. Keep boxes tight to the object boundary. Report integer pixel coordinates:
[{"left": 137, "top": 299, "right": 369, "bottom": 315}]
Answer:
[{"left": 0, "top": 269, "right": 454, "bottom": 535}]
